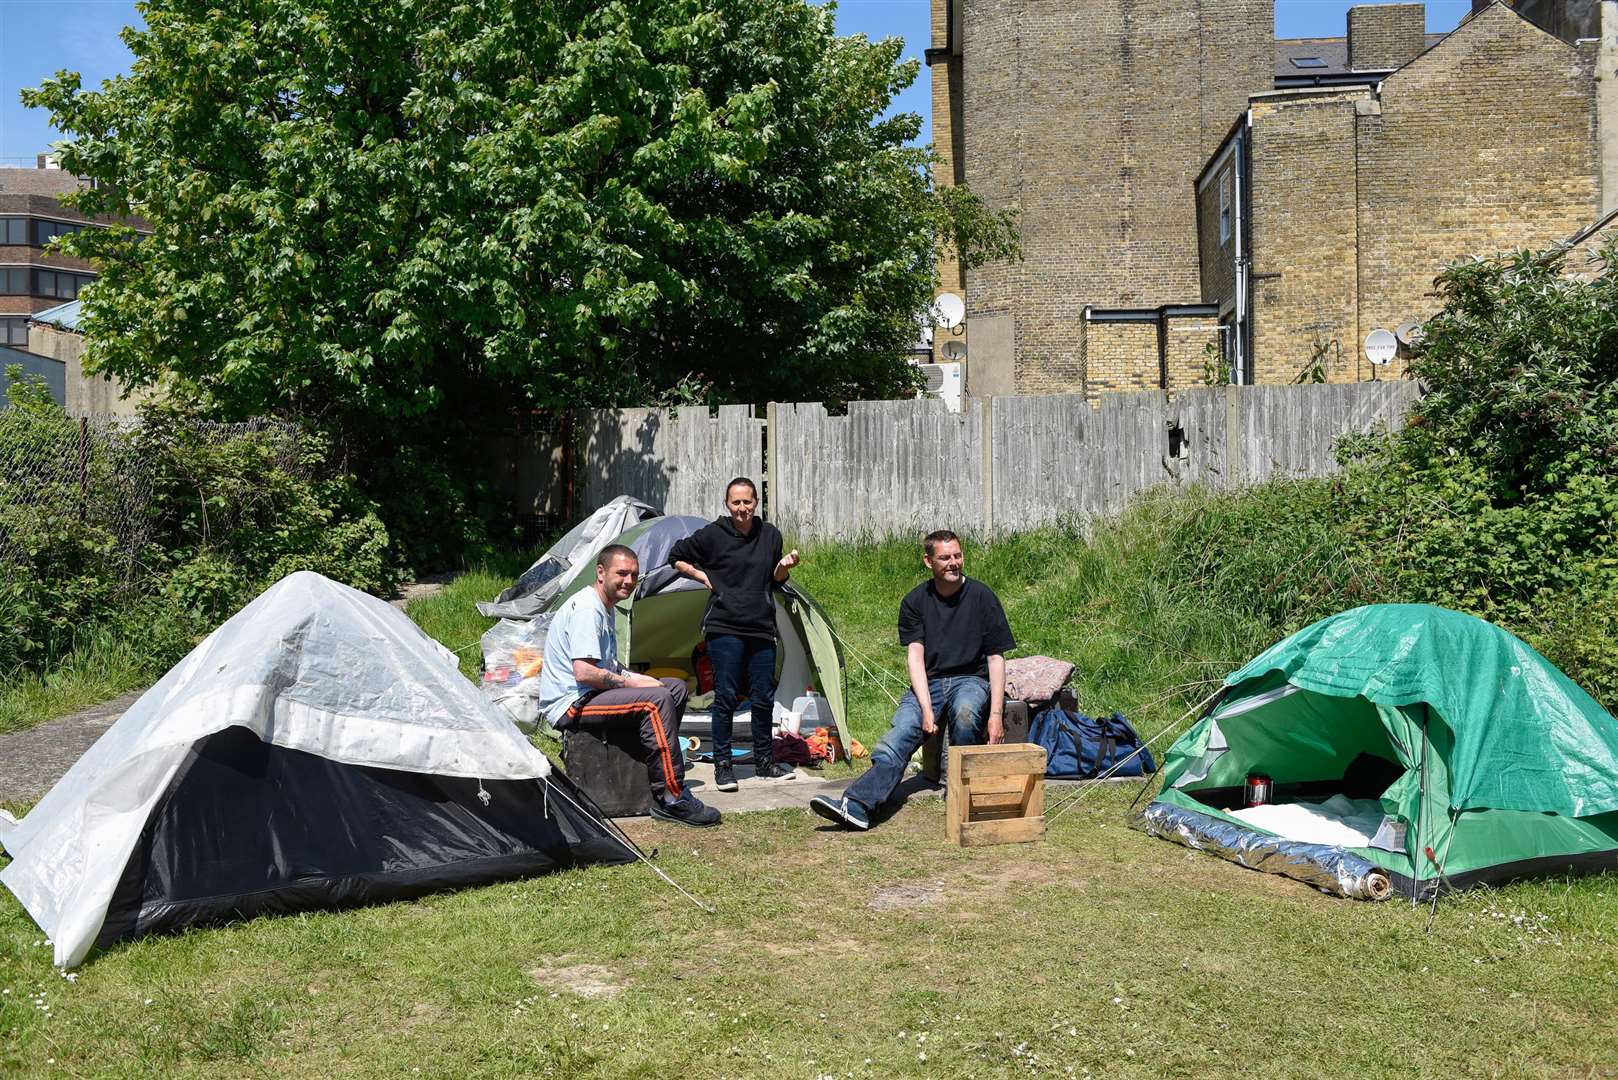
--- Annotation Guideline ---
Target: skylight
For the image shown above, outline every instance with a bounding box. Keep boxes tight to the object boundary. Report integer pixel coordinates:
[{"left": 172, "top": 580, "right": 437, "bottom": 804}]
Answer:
[{"left": 1291, "top": 57, "right": 1328, "bottom": 69}]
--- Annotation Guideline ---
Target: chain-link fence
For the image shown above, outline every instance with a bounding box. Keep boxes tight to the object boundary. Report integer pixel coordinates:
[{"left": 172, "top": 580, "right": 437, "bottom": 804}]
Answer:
[{"left": 0, "top": 409, "right": 303, "bottom": 589}]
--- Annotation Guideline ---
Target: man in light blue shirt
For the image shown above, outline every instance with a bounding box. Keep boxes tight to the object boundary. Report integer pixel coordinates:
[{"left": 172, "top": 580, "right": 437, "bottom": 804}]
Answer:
[{"left": 539, "top": 544, "right": 720, "bottom": 827}]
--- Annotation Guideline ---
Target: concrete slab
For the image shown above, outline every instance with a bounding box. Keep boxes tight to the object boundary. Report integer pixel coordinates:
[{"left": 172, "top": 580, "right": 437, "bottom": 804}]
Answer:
[
  {"left": 670, "top": 760, "right": 857, "bottom": 815},
  {"left": 0, "top": 690, "right": 143, "bottom": 805},
  {"left": 607, "top": 764, "right": 1147, "bottom": 824}
]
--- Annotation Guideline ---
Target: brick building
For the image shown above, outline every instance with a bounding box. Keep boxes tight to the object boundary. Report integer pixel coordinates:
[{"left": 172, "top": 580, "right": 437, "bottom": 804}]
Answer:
[
  {"left": 1198, "top": 2, "right": 1603, "bottom": 384},
  {"left": 0, "top": 158, "right": 104, "bottom": 351},
  {"left": 933, "top": 0, "right": 1618, "bottom": 396},
  {"left": 928, "top": 0, "right": 1274, "bottom": 396}
]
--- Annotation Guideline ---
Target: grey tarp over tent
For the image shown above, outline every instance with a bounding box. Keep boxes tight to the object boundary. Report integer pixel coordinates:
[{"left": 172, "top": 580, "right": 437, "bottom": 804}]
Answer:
[{"left": 478, "top": 496, "right": 659, "bottom": 619}]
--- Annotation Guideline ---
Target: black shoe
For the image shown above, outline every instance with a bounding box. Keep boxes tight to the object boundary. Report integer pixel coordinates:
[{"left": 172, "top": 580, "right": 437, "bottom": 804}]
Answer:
[
  {"left": 649, "top": 790, "right": 722, "bottom": 828},
  {"left": 713, "top": 759, "right": 739, "bottom": 792},
  {"left": 753, "top": 759, "right": 797, "bottom": 780},
  {"left": 808, "top": 794, "right": 870, "bottom": 830}
]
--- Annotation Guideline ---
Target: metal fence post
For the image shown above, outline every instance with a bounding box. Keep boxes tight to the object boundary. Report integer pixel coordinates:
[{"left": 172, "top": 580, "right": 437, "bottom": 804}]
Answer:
[{"left": 77, "top": 416, "right": 89, "bottom": 521}]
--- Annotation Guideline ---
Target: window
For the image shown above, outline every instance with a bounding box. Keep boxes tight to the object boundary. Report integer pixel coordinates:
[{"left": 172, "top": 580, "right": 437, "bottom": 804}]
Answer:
[
  {"left": 1, "top": 316, "right": 27, "bottom": 346},
  {"left": 32, "top": 219, "right": 83, "bottom": 246},
  {"left": 0, "top": 218, "right": 25, "bottom": 246},
  {"left": 1218, "top": 170, "right": 1232, "bottom": 244},
  {"left": 32, "top": 269, "right": 93, "bottom": 299},
  {"left": 1290, "top": 56, "right": 1327, "bottom": 69},
  {"left": 0, "top": 267, "right": 28, "bottom": 294}
]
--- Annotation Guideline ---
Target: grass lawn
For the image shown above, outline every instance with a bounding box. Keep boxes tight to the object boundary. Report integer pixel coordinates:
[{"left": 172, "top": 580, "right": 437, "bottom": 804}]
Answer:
[{"left": 4, "top": 509, "right": 1617, "bottom": 1076}]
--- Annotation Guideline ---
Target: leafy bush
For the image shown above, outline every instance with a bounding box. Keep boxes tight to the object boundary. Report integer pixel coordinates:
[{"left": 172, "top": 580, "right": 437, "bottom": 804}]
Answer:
[
  {"left": 0, "top": 392, "right": 398, "bottom": 678},
  {"left": 1328, "top": 247, "right": 1618, "bottom": 705}
]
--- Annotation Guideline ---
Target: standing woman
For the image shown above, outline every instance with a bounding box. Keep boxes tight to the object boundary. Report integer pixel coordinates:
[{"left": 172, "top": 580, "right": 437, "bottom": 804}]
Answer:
[{"left": 670, "top": 477, "right": 801, "bottom": 791}]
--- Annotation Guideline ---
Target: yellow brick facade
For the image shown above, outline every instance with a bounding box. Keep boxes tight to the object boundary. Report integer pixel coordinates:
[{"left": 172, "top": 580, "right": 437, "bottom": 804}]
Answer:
[{"left": 1206, "top": 3, "right": 1601, "bottom": 384}]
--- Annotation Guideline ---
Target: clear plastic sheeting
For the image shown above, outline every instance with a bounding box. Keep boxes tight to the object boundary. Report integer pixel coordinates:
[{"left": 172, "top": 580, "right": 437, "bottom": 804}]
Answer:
[
  {"left": 2, "top": 571, "right": 553, "bottom": 967},
  {"left": 1137, "top": 801, "right": 1394, "bottom": 901},
  {"left": 480, "top": 615, "right": 556, "bottom": 731}
]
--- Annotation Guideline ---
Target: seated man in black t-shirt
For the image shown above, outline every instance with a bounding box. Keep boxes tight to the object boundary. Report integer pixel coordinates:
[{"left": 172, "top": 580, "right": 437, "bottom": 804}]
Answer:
[{"left": 811, "top": 530, "right": 1015, "bottom": 830}]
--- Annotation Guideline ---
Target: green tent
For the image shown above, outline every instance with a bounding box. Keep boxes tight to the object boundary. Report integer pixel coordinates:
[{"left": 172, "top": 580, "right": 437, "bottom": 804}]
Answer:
[
  {"left": 549, "top": 515, "right": 851, "bottom": 750},
  {"left": 1143, "top": 604, "right": 1618, "bottom": 898}
]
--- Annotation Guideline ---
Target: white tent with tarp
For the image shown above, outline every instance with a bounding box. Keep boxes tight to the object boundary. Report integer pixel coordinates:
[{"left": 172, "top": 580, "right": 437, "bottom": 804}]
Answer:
[{"left": 0, "top": 572, "right": 632, "bottom": 968}]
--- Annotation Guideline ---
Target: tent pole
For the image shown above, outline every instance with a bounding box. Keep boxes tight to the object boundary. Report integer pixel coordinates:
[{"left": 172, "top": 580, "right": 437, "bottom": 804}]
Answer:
[
  {"left": 543, "top": 777, "right": 716, "bottom": 914},
  {"left": 1412, "top": 708, "right": 1430, "bottom": 909},
  {"left": 1425, "top": 808, "right": 1460, "bottom": 933}
]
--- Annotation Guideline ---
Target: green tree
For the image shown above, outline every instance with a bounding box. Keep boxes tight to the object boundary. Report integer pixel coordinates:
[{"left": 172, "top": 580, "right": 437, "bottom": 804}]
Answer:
[{"left": 27, "top": 0, "right": 1016, "bottom": 433}]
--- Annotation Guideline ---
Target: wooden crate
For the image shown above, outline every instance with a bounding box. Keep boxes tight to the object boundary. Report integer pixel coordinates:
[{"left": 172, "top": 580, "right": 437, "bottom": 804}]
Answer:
[{"left": 945, "top": 744, "right": 1047, "bottom": 847}]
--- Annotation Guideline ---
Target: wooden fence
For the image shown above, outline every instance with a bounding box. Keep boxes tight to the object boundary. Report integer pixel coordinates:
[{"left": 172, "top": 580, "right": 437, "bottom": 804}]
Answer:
[{"left": 489, "top": 382, "right": 1420, "bottom": 540}]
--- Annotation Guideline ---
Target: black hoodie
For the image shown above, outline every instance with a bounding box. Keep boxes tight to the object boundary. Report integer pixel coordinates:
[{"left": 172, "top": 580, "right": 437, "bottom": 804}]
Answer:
[{"left": 669, "top": 517, "right": 784, "bottom": 640}]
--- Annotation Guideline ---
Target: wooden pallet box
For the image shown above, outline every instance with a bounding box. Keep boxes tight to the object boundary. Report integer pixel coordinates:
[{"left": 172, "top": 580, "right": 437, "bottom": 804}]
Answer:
[{"left": 945, "top": 743, "right": 1047, "bottom": 847}]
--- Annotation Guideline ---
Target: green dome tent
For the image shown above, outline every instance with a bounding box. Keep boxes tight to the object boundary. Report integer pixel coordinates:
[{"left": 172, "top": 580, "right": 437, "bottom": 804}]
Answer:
[
  {"left": 547, "top": 515, "right": 851, "bottom": 752},
  {"left": 1142, "top": 605, "right": 1618, "bottom": 899}
]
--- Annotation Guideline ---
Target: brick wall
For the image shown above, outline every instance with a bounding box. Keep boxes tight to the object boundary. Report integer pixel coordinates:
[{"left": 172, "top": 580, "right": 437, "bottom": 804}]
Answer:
[
  {"left": 0, "top": 167, "right": 85, "bottom": 199},
  {"left": 1081, "top": 316, "right": 1222, "bottom": 396},
  {"left": 1357, "top": 4, "right": 1597, "bottom": 347},
  {"left": 1197, "top": 156, "right": 1238, "bottom": 307},
  {"left": 930, "top": 0, "right": 968, "bottom": 365},
  {"left": 1244, "top": 5, "right": 1598, "bottom": 382},
  {"left": 1249, "top": 90, "right": 1363, "bottom": 383},
  {"left": 1165, "top": 320, "right": 1223, "bottom": 389},
  {"left": 1348, "top": 3, "right": 1428, "bottom": 70},
  {"left": 1081, "top": 321, "right": 1160, "bottom": 396},
  {"left": 957, "top": 0, "right": 1273, "bottom": 396}
]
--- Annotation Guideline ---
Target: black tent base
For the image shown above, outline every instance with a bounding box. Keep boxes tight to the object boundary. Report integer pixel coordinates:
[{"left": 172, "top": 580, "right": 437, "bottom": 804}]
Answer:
[
  {"left": 96, "top": 727, "right": 633, "bottom": 952},
  {"left": 1393, "top": 848, "right": 1618, "bottom": 900}
]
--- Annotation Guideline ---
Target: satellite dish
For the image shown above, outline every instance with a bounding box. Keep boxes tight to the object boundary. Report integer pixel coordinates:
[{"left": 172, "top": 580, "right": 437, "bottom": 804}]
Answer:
[
  {"left": 941, "top": 340, "right": 967, "bottom": 361},
  {"left": 1395, "top": 321, "right": 1424, "bottom": 347},
  {"left": 1364, "top": 328, "right": 1397, "bottom": 366},
  {"left": 933, "top": 292, "right": 966, "bottom": 329}
]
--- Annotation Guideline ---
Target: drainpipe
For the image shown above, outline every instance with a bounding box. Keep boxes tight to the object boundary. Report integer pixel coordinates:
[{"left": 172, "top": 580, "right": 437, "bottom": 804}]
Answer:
[{"left": 1234, "top": 110, "right": 1251, "bottom": 385}]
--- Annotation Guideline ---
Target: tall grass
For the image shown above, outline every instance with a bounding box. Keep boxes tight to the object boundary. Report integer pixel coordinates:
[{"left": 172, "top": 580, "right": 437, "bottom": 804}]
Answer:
[{"left": 796, "top": 479, "right": 1367, "bottom": 750}]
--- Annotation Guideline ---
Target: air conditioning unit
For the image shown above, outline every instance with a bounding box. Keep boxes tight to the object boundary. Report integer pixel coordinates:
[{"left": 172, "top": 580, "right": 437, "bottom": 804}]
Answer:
[{"left": 915, "top": 361, "right": 963, "bottom": 413}]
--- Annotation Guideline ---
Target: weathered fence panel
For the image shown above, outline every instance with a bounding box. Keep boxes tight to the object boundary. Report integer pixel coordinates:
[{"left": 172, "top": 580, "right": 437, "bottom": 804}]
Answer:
[
  {"left": 578, "top": 405, "right": 763, "bottom": 518},
  {"left": 555, "top": 382, "right": 1423, "bottom": 542},
  {"left": 1237, "top": 382, "right": 1417, "bottom": 485},
  {"left": 771, "top": 398, "right": 985, "bottom": 541}
]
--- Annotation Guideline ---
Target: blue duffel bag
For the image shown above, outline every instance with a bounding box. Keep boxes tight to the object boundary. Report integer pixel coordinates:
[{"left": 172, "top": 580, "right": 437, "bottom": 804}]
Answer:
[{"left": 1029, "top": 706, "right": 1156, "bottom": 779}]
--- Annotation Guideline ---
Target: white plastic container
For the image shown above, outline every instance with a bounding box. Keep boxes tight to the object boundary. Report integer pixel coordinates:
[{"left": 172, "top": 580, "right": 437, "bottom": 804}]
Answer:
[{"left": 792, "top": 692, "right": 824, "bottom": 733}]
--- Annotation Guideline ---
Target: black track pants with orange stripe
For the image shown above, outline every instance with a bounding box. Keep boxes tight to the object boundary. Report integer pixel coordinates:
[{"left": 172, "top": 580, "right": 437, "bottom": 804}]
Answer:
[{"left": 565, "top": 678, "right": 689, "bottom": 800}]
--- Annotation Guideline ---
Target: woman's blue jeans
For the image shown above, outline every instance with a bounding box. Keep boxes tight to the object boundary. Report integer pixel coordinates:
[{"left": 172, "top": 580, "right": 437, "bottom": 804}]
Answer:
[{"left": 706, "top": 633, "right": 777, "bottom": 760}]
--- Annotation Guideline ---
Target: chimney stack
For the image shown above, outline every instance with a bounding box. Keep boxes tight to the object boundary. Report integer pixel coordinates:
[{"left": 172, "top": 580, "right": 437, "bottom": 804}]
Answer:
[{"left": 1348, "top": 3, "right": 1428, "bottom": 71}]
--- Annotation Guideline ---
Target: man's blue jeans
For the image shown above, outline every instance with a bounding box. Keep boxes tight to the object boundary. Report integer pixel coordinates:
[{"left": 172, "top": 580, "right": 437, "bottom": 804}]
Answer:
[{"left": 843, "top": 675, "right": 991, "bottom": 813}]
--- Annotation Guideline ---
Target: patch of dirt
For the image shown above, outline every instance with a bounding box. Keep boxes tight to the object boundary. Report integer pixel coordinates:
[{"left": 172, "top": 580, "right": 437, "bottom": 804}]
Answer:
[
  {"left": 526, "top": 962, "right": 628, "bottom": 1000},
  {"left": 403, "top": 1003, "right": 441, "bottom": 1028},
  {"left": 389, "top": 572, "right": 460, "bottom": 611},
  {"left": 868, "top": 880, "right": 945, "bottom": 911}
]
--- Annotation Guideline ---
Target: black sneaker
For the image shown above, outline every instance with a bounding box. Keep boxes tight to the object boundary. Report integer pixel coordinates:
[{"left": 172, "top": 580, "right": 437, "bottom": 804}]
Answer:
[
  {"left": 649, "top": 790, "right": 722, "bottom": 828},
  {"left": 713, "top": 759, "right": 739, "bottom": 792},
  {"left": 808, "top": 794, "right": 869, "bottom": 830},
  {"left": 753, "top": 760, "right": 797, "bottom": 780}
]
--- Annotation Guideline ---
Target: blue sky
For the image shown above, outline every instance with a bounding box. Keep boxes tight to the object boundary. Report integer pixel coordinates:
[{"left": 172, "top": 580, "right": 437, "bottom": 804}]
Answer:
[{"left": 0, "top": 0, "right": 1474, "bottom": 162}]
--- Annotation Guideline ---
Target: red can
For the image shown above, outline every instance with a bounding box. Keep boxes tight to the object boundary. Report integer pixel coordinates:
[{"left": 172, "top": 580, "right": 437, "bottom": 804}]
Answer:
[{"left": 1244, "top": 773, "right": 1273, "bottom": 808}]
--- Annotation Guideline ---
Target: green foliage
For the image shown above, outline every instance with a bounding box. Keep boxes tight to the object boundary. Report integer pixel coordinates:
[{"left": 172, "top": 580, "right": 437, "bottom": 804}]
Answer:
[
  {"left": 0, "top": 396, "right": 397, "bottom": 679},
  {"left": 1330, "top": 247, "right": 1618, "bottom": 705},
  {"left": 26, "top": 0, "right": 1018, "bottom": 425}
]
